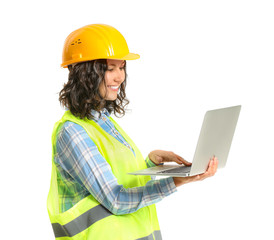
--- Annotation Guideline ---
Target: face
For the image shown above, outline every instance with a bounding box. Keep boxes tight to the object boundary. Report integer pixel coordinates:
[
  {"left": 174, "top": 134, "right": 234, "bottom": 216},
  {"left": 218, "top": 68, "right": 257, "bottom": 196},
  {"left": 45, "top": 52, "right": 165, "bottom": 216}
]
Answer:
[{"left": 99, "top": 59, "right": 126, "bottom": 101}]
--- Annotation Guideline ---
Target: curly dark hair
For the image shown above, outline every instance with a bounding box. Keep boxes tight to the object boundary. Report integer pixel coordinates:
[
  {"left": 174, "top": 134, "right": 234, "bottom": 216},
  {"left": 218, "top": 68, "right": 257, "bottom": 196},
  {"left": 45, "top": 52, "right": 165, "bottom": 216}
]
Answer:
[{"left": 59, "top": 59, "right": 129, "bottom": 120}]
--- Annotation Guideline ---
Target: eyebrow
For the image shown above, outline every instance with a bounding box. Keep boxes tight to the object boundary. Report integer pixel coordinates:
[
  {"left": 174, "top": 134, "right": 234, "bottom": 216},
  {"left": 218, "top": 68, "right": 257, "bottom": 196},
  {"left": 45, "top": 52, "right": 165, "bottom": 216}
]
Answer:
[{"left": 108, "top": 61, "right": 125, "bottom": 67}]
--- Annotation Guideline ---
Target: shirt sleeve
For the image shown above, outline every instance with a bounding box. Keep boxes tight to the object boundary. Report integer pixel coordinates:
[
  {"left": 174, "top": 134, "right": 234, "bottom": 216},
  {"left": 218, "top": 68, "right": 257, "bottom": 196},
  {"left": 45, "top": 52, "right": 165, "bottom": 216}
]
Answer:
[{"left": 55, "top": 122, "right": 177, "bottom": 215}]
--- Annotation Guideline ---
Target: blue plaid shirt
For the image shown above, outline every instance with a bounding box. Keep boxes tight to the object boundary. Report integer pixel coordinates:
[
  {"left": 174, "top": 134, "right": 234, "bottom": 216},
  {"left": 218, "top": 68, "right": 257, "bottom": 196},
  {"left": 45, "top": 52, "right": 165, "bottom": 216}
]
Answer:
[{"left": 54, "top": 108, "right": 177, "bottom": 214}]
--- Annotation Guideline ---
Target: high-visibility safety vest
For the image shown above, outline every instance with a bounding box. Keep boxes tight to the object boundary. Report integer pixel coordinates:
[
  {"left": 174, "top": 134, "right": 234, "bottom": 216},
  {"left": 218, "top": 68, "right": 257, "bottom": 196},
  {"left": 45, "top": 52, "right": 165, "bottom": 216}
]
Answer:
[{"left": 48, "top": 111, "right": 162, "bottom": 240}]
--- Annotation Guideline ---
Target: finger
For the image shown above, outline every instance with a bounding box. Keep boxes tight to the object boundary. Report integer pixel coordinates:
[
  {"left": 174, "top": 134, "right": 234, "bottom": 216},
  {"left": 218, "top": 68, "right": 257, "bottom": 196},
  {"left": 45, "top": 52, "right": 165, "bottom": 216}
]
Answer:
[
  {"left": 213, "top": 158, "right": 219, "bottom": 173},
  {"left": 173, "top": 155, "right": 184, "bottom": 164},
  {"left": 194, "top": 158, "right": 218, "bottom": 181},
  {"left": 208, "top": 158, "right": 218, "bottom": 176},
  {"left": 209, "top": 157, "right": 217, "bottom": 172},
  {"left": 163, "top": 152, "right": 185, "bottom": 164},
  {"left": 174, "top": 153, "right": 192, "bottom": 166},
  {"left": 207, "top": 158, "right": 214, "bottom": 170},
  {"left": 203, "top": 160, "right": 214, "bottom": 177}
]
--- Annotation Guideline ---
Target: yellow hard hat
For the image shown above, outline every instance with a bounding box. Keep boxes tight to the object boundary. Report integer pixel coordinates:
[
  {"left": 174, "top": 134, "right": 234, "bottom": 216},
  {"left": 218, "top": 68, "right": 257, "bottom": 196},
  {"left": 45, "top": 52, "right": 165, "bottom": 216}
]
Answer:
[{"left": 61, "top": 24, "right": 140, "bottom": 68}]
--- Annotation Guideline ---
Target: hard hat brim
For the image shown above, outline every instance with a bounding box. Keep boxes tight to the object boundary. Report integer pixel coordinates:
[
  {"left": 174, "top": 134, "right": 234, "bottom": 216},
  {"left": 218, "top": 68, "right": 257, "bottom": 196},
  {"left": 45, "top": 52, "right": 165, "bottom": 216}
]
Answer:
[
  {"left": 61, "top": 52, "right": 140, "bottom": 68},
  {"left": 110, "top": 52, "right": 140, "bottom": 60}
]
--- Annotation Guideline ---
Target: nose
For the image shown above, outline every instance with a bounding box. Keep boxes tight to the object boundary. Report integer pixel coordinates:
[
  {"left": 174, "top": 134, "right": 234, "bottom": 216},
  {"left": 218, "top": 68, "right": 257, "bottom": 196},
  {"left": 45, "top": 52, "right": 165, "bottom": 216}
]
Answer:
[{"left": 114, "top": 69, "right": 125, "bottom": 83}]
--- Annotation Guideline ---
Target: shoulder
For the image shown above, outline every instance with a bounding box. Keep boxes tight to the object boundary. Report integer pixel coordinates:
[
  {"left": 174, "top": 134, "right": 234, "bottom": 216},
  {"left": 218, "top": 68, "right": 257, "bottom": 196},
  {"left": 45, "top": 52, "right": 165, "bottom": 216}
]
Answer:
[
  {"left": 59, "top": 121, "right": 86, "bottom": 136},
  {"left": 56, "top": 121, "right": 87, "bottom": 143},
  {"left": 56, "top": 121, "right": 97, "bottom": 155}
]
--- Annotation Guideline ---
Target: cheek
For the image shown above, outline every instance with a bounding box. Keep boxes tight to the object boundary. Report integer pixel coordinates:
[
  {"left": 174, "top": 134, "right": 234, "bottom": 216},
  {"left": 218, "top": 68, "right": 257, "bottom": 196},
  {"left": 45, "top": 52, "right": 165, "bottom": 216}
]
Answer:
[
  {"left": 98, "top": 82, "right": 105, "bottom": 96},
  {"left": 104, "top": 72, "right": 112, "bottom": 85}
]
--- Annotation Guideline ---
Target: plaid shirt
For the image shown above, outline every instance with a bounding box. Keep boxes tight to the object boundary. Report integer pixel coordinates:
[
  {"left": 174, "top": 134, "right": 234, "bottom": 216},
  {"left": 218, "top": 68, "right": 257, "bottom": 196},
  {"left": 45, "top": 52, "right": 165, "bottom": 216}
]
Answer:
[{"left": 54, "top": 109, "right": 177, "bottom": 214}]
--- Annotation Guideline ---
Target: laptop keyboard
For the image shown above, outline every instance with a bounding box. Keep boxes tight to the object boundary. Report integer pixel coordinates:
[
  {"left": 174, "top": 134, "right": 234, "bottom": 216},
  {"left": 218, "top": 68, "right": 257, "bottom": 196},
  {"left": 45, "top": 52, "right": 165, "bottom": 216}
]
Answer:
[{"left": 159, "top": 166, "right": 191, "bottom": 174}]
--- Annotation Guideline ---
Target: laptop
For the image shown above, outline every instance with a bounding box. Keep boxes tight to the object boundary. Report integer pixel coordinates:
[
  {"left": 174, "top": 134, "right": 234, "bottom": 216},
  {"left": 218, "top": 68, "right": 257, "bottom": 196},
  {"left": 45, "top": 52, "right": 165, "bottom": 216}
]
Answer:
[{"left": 129, "top": 105, "right": 241, "bottom": 177}]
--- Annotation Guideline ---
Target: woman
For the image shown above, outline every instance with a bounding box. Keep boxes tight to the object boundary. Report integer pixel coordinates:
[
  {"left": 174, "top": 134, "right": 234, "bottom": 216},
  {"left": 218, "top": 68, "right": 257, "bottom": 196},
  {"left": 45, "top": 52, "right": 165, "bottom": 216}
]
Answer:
[{"left": 47, "top": 24, "right": 218, "bottom": 240}]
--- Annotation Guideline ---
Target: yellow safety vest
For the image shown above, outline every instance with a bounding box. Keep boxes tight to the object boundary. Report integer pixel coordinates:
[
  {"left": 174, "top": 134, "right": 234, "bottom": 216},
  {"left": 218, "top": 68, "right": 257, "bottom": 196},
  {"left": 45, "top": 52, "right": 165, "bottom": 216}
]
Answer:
[{"left": 47, "top": 111, "right": 162, "bottom": 240}]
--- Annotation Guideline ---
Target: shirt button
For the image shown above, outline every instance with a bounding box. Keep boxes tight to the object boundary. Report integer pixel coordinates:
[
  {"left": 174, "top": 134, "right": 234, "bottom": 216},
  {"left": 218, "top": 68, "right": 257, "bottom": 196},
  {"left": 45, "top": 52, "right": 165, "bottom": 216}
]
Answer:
[
  {"left": 102, "top": 117, "right": 106, "bottom": 121},
  {"left": 114, "top": 131, "right": 118, "bottom": 135}
]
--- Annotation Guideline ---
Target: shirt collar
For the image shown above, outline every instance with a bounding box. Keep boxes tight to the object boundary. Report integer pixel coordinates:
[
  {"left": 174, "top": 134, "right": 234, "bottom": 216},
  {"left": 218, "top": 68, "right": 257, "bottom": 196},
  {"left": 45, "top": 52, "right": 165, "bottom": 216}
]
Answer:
[
  {"left": 101, "top": 108, "right": 110, "bottom": 117},
  {"left": 91, "top": 108, "right": 110, "bottom": 121}
]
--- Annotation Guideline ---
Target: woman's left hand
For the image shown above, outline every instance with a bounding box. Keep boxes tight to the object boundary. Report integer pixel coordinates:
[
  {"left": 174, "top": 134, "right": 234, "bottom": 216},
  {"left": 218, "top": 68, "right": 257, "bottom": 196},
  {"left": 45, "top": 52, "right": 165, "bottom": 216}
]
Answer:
[{"left": 148, "top": 150, "right": 191, "bottom": 166}]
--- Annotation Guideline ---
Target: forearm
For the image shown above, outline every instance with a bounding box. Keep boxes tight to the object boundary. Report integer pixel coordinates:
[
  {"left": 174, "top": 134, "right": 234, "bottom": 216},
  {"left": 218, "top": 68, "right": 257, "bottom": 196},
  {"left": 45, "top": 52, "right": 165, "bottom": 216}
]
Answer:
[
  {"left": 173, "top": 177, "right": 187, "bottom": 187},
  {"left": 56, "top": 124, "right": 177, "bottom": 216},
  {"left": 105, "top": 177, "right": 177, "bottom": 215}
]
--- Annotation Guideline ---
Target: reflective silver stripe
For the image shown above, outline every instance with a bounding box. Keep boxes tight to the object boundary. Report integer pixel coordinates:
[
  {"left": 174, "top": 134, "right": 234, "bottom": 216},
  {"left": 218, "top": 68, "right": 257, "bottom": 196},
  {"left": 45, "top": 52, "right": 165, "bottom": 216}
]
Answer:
[
  {"left": 52, "top": 204, "right": 162, "bottom": 239},
  {"left": 153, "top": 230, "right": 163, "bottom": 240},
  {"left": 137, "top": 230, "right": 162, "bottom": 240},
  {"left": 52, "top": 204, "right": 113, "bottom": 238},
  {"left": 136, "top": 233, "right": 154, "bottom": 240}
]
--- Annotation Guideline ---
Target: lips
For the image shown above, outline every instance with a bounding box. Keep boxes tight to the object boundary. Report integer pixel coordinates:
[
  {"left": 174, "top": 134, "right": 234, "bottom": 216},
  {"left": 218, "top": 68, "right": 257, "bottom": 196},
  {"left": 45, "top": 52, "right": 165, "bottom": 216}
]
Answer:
[
  {"left": 107, "top": 85, "right": 120, "bottom": 92},
  {"left": 108, "top": 85, "right": 119, "bottom": 90}
]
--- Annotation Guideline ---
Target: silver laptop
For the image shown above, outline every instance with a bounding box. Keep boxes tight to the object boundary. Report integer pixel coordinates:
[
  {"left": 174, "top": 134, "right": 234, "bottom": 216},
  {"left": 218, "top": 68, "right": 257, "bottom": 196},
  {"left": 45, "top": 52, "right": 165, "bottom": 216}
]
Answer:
[{"left": 129, "top": 105, "right": 241, "bottom": 177}]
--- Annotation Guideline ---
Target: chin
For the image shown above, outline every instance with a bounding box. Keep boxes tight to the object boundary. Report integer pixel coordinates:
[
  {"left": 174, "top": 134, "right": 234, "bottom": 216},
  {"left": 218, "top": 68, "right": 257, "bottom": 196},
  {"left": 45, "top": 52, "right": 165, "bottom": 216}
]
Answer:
[
  {"left": 106, "top": 97, "right": 118, "bottom": 101},
  {"left": 106, "top": 94, "right": 118, "bottom": 101}
]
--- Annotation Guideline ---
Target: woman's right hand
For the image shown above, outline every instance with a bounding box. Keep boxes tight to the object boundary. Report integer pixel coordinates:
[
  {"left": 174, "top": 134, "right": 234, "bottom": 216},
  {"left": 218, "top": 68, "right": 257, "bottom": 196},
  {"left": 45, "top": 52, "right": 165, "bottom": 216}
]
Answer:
[{"left": 173, "top": 156, "right": 218, "bottom": 187}]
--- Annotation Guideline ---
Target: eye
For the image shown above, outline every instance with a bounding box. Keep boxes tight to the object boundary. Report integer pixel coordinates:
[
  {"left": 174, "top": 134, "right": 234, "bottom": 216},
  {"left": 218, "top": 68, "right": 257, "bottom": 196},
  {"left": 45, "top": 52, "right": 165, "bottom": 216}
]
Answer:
[
  {"left": 119, "top": 66, "right": 125, "bottom": 71},
  {"left": 107, "top": 68, "right": 114, "bottom": 72}
]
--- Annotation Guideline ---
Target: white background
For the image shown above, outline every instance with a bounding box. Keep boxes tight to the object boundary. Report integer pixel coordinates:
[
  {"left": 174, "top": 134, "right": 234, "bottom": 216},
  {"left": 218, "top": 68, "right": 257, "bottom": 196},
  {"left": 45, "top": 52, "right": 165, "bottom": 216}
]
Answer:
[{"left": 1, "top": 0, "right": 273, "bottom": 239}]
